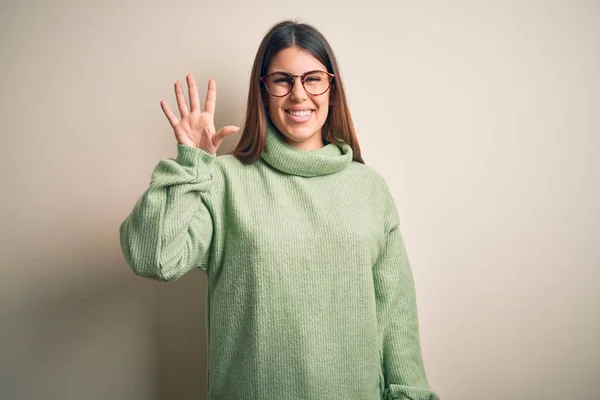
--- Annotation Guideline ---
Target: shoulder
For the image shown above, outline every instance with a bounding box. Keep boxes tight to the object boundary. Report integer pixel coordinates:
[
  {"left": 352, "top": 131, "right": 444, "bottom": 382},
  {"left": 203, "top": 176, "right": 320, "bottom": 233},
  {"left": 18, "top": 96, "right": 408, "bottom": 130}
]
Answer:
[
  {"left": 213, "top": 153, "right": 242, "bottom": 169},
  {"left": 345, "top": 161, "right": 393, "bottom": 197},
  {"left": 210, "top": 153, "right": 255, "bottom": 175},
  {"left": 347, "top": 161, "right": 400, "bottom": 228},
  {"left": 209, "top": 153, "right": 264, "bottom": 188}
]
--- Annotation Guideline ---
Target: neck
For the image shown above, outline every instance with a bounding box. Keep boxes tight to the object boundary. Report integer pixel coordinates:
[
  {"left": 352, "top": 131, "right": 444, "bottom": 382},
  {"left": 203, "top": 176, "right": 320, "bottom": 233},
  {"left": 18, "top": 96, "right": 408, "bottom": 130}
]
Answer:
[{"left": 260, "top": 123, "right": 353, "bottom": 177}]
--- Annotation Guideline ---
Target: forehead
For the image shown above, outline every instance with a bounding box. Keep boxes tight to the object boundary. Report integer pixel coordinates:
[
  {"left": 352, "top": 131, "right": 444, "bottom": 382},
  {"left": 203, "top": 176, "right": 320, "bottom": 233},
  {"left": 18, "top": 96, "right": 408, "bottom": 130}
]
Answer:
[{"left": 267, "top": 46, "right": 327, "bottom": 74}]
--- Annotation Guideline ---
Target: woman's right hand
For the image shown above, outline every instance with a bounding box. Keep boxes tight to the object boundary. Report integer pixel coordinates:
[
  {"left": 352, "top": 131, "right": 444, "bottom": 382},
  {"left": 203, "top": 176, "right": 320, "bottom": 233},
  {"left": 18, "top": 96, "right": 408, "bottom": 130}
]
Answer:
[{"left": 160, "top": 73, "right": 239, "bottom": 155}]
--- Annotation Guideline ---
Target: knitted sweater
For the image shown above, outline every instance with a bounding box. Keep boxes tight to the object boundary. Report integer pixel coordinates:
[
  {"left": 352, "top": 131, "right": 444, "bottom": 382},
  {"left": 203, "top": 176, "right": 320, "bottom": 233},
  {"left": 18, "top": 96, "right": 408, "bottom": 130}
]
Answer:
[{"left": 119, "top": 124, "right": 439, "bottom": 400}]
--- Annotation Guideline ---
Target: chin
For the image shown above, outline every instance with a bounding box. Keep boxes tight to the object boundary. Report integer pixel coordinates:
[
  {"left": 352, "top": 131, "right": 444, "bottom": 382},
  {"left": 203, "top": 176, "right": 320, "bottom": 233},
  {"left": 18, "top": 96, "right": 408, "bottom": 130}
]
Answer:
[
  {"left": 279, "top": 125, "right": 320, "bottom": 142},
  {"left": 284, "top": 125, "right": 316, "bottom": 138},
  {"left": 273, "top": 115, "right": 323, "bottom": 138}
]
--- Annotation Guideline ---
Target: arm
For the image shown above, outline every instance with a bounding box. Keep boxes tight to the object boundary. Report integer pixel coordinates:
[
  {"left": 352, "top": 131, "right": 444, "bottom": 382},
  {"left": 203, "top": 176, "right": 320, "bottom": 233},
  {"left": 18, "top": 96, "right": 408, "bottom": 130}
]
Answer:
[
  {"left": 374, "top": 186, "right": 439, "bottom": 400},
  {"left": 119, "top": 144, "right": 219, "bottom": 281}
]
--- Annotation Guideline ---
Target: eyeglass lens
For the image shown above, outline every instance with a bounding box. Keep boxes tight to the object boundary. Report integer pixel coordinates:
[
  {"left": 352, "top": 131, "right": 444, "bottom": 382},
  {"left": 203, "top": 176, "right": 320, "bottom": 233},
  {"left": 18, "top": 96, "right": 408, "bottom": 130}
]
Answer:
[{"left": 264, "top": 71, "right": 330, "bottom": 96}]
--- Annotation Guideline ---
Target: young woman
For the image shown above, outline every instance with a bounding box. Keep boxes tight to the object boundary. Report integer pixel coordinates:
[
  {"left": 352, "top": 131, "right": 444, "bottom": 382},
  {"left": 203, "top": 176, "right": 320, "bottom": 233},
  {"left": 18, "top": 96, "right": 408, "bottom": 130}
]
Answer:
[{"left": 120, "top": 20, "right": 439, "bottom": 400}]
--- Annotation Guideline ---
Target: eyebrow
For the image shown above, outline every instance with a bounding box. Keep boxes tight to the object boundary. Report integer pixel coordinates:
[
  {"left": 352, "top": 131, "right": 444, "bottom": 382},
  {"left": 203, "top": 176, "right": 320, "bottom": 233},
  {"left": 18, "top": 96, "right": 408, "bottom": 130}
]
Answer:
[{"left": 267, "top": 69, "right": 323, "bottom": 75}]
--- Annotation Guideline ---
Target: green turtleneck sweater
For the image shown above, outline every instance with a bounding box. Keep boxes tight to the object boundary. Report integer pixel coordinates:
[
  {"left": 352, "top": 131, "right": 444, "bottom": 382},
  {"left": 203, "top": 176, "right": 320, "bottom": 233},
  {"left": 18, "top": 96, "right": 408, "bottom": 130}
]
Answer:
[{"left": 119, "top": 125, "right": 439, "bottom": 400}]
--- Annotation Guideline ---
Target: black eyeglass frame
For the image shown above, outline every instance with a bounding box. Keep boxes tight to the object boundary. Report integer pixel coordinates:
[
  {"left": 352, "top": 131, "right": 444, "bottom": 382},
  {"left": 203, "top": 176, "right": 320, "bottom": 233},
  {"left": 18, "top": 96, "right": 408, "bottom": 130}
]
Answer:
[{"left": 260, "top": 70, "right": 335, "bottom": 97}]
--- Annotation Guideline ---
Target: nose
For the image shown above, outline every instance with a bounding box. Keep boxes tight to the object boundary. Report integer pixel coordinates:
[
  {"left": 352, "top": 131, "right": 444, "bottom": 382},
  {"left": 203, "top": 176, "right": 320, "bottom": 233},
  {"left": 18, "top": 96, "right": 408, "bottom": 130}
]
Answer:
[{"left": 289, "top": 76, "right": 308, "bottom": 102}]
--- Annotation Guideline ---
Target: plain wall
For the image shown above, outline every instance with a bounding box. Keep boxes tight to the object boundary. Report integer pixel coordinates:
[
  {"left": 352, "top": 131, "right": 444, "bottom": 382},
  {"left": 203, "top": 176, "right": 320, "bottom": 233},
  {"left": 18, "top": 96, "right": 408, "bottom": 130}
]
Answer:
[{"left": 1, "top": 0, "right": 598, "bottom": 399}]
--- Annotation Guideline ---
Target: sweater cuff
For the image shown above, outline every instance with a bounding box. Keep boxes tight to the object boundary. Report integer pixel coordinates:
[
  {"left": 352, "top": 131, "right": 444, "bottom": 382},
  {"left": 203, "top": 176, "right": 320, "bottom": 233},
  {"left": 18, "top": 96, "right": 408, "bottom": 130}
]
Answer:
[
  {"left": 176, "top": 144, "right": 216, "bottom": 169},
  {"left": 384, "top": 385, "right": 440, "bottom": 400}
]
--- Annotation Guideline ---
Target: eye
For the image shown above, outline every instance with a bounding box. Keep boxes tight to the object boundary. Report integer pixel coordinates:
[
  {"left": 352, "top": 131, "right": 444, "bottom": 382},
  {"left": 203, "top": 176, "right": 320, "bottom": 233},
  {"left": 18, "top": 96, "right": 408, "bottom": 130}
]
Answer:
[
  {"left": 304, "top": 74, "right": 322, "bottom": 82},
  {"left": 269, "top": 73, "right": 292, "bottom": 84}
]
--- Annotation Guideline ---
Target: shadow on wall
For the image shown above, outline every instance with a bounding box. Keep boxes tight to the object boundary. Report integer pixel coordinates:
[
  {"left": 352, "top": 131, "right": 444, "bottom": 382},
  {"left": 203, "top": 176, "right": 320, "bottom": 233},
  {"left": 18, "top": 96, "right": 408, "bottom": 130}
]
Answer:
[
  {"left": 0, "top": 241, "right": 154, "bottom": 400},
  {"left": 155, "top": 269, "right": 208, "bottom": 400},
  {"left": 0, "top": 235, "right": 210, "bottom": 400}
]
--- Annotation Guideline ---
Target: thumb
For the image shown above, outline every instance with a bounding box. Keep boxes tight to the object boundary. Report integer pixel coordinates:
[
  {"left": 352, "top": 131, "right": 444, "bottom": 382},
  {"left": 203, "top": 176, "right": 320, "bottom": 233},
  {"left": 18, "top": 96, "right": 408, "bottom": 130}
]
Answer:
[{"left": 215, "top": 125, "right": 240, "bottom": 141}]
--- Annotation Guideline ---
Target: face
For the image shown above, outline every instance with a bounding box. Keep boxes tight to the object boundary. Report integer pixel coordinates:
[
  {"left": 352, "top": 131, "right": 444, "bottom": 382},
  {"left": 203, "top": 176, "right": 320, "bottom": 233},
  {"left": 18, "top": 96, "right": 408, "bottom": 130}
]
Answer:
[{"left": 265, "top": 46, "right": 332, "bottom": 150}]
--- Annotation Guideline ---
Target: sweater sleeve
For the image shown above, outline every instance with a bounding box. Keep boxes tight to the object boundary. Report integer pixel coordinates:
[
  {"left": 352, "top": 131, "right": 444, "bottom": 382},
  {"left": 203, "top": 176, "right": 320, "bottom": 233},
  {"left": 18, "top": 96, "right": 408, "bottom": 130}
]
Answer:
[
  {"left": 374, "top": 185, "right": 440, "bottom": 400},
  {"left": 119, "top": 144, "right": 220, "bottom": 281}
]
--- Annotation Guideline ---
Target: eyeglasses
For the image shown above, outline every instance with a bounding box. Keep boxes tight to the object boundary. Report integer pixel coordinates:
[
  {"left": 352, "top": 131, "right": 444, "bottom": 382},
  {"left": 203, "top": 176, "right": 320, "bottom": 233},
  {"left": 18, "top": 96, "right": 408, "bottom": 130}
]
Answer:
[{"left": 260, "top": 70, "right": 335, "bottom": 97}]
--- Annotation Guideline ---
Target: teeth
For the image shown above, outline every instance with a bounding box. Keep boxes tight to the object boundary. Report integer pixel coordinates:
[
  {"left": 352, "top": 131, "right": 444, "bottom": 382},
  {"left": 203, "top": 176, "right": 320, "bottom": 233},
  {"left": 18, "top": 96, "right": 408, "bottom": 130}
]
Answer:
[{"left": 288, "top": 110, "right": 312, "bottom": 117}]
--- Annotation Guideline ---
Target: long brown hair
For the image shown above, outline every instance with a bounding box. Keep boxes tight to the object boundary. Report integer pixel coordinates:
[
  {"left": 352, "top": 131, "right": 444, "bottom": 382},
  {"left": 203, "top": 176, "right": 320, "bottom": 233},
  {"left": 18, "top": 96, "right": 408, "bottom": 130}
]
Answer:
[{"left": 231, "top": 20, "right": 364, "bottom": 165}]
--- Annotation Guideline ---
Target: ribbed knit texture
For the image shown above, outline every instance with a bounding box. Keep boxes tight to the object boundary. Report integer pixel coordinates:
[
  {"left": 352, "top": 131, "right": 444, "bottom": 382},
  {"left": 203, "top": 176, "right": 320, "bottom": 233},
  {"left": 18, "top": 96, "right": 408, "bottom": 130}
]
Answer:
[{"left": 119, "top": 124, "right": 439, "bottom": 400}]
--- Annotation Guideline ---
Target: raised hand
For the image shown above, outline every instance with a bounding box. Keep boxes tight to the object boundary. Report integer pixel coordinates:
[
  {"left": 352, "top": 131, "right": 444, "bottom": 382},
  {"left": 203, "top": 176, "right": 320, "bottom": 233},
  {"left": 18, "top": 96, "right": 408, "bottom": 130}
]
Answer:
[{"left": 160, "top": 73, "right": 239, "bottom": 155}]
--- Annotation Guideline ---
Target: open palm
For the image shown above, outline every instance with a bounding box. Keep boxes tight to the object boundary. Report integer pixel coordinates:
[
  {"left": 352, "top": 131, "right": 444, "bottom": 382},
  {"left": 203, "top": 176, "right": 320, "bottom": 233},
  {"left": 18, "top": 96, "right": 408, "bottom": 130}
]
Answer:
[{"left": 160, "top": 73, "right": 239, "bottom": 154}]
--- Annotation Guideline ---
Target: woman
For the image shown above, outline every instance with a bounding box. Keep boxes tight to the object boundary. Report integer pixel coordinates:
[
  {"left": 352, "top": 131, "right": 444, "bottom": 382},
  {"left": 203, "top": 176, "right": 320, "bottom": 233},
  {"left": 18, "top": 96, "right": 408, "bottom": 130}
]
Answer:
[{"left": 120, "top": 20, "right": 439, "bottom": 400}]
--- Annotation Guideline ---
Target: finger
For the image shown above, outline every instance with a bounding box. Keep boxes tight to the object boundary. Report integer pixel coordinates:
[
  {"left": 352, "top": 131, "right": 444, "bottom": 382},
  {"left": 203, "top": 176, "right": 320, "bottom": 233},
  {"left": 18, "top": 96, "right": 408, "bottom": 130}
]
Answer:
[
  {"left": 160, "top": 99, "right": 178, "bottom": 128},
  {"left": 204, "top": 77, "right": 216, "bottom": 114},
  {"left": 187, "top": 73, "right": 200, "bottom": 112},
  {"left": 215, "top": 125, "right": 240, "bottom": 141},
  {"left": 174, "top": 80, "right": 189, "bottom": 117}
]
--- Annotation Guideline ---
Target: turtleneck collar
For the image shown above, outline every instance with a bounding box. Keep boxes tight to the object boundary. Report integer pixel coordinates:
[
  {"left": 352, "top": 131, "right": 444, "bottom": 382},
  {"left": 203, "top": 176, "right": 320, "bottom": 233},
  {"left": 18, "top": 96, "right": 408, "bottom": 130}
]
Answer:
[{"left": 260, "top": 124, "right": 353, "bottom": 177}]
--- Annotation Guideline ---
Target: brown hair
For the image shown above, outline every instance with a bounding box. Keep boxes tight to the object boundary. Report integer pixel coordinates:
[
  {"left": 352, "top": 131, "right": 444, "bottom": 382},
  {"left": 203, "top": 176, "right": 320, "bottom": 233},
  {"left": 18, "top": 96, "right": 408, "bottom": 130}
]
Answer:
[{"left": 230, "top": 20, "right": 364, "bottom": 165}]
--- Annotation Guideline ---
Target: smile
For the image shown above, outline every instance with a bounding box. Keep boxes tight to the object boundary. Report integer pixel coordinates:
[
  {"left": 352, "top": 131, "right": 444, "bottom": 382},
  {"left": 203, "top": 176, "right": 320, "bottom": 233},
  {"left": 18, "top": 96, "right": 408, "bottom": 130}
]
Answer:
[{"left": 286, "top": 110, "right": 314, "bottom": 117}]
